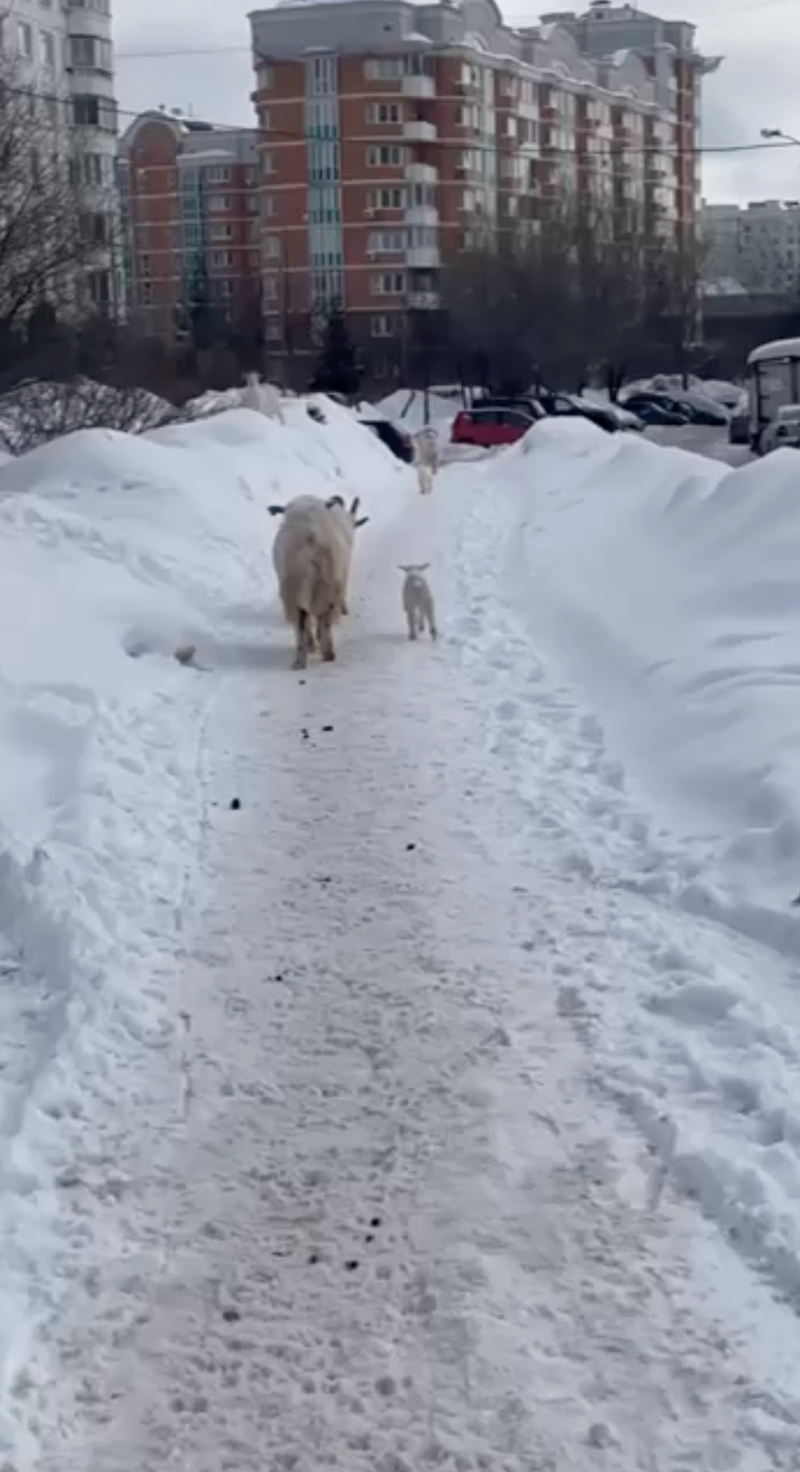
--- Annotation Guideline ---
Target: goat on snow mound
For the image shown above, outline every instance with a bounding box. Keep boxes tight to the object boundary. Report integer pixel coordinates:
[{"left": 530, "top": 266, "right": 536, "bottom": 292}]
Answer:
[
  {"left": 241, "top": 371, "right": 284, "bottom": 422},
  {"left": 268, "top": 493, "right": 368, "bottom": 670}
]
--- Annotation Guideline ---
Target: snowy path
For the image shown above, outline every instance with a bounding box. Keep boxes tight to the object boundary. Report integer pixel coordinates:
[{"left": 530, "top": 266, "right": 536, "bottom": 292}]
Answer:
[{"left": 25, "top": 465, "right": 800, "bottom": 1470}]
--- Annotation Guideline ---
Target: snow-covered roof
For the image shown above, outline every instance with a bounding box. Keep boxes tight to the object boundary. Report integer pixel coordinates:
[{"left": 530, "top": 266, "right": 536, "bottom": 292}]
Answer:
[{"left": 747, "top": 337, "right": 800, "bottom": 365}]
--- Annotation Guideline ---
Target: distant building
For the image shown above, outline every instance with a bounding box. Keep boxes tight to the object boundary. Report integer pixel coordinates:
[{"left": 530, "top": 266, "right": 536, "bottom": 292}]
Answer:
[
  {"left": 701, "top": 199, "right": 800, "bottom": 299},
  {"left": 1, "top": 0, "right": 122, "bottom": 316},
  {"left": 247, "top": 0, "right": 719, "bottom": 347},
  {"left": 118, "top": 111, "right": 261, "bottom": 341}
]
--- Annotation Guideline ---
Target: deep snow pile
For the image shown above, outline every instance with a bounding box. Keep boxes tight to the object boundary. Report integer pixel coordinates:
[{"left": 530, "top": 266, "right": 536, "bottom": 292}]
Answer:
[
  {"left": 0, "top": 395, "right": 412, "bottom": 1458},
  {"left": 457, "top": 421, "right": 800, "bottom": 1387},
  {"left": 499, "top": 420, "right": 800, "bottom": 919}
]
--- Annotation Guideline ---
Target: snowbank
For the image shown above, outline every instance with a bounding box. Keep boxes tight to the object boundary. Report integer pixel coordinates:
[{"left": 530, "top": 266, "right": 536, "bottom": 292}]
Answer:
[
  {"left": 503, "top": 419, "right": 800, "bottom": 916},
  {"left": 470, "top": 417, "right": 800, "bottom": 1350},
  {"left": 0, "top": 395, "right": 412, "bottom": 1455}
]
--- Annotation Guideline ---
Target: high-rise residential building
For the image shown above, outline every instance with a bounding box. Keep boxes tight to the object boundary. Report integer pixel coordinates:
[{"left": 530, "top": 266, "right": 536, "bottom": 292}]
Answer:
[
  {"left": 702, "top": 200, "right": 800, "bottom": 298},
  {"left": 1, "top": 0, "right": 122, "bottom": 315},
  {"left": 117, "top": 113, "right": 261, "bottom": 341},
  {"left": 247, "top": 0, "right": 718, "bottom": 346}
]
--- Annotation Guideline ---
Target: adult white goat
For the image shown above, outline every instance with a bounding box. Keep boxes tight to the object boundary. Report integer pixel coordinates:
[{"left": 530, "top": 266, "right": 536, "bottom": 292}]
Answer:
[
  {"left": 241, "top": 371, "right": 284, "bottom": 423},
  {"left": 268, "top": 493, "right": 368, "bottom": 669}
]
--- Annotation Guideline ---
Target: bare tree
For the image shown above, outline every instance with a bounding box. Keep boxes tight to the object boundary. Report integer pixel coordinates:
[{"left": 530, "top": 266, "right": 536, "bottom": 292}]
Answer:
[
  {"left": 0, "top": 376, "right": 186, "bottom": 455},
  {"left": 0, "top": 44, "right": 102, "bottom": 352},
  {"left": 441, "top": 214, "right": 583, "bottom": 394}
]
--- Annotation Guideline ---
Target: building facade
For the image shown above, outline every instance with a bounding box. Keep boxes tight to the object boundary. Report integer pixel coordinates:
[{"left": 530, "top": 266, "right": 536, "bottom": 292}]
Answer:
[
  {"left": 248, "top": 0, "right": 718, "bottom": 345},
  {"left": 702, "top": 199, "right": 800, "bottom": 299},
  {"left": 1, "top": 0, "right": 122, "bottom": 315},
  {"left": 118, "top": 113, "right": 261, "bottom": 341}
]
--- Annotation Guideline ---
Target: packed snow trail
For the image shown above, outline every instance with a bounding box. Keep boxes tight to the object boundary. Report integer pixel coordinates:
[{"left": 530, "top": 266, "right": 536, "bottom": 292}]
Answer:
[{"left": 25, "top": 462, "right": 800, "bottom": 1471}]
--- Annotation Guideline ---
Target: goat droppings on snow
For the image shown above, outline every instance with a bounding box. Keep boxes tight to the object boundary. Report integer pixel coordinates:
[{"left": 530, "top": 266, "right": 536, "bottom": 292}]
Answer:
[
  {"left": 229, "top": 798, "right": 241, "bottom": 811},
  {"left": 587, "top": 1421, "right": 618, "bottom": 1449}
]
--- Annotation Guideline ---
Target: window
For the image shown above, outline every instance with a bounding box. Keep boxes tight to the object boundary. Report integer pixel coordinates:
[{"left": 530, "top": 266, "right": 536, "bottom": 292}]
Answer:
[
  {"left": 244, "top": 166, "right": 257, "bottom": 185},
  {"left": 264, "top": 276, "right": 278, "bottom": 300},
  {"left": 369, "top": 187, "right": 405, "bottom": 211},
  {"left": 140, "top": 253, "right": 151, "bottom": 277},
  {"left": 372, "top": 271, "right": 405, "bottom": 294},
  {"left": 140, "top": 281, "right": 153, "bottom": 305},
  {"left": 75, "top": 152, "right": 107, "bottom": 186},
  {"left": 310, "top": 55, "right": 336, "bottom": 95},
  {"left": 259, "top": 109, "right": 271, "bottom": 132},
  {"left": 17, "top": 22, "right": 33, "bottom": 58},
  {"left": 260, "top": 195, "right": 275, "bottom": 217},
  {"left": 87, "top": 269, "right": 111, "bottom": 306},
  {"left": 70, "top": 34, "right": 112, "bottom": 71},
  {"left": 81, "top": 211, "right": 109, "bottom": 244},
  {"left": 368, "top": 229, "right": 406, "bottom": 254},
  {"left": 367, "top": 145, "right": 405, "bottom": 168},
  {"left": 258, "top": 63, "right": 274, "bottom": 89},
  {"left": 366, "top": 102, "right": 402, "bottom": 125},
  {"left": 211, "top": 223, "right": 232, "bottom": 240},
  {"left": 364, "top": 57, "right": 404, "bottom": 81},
  {"left": 211, "top": 250, "right": 233, "bottom": 267},
  {"left": 218, "top": 279, "right": 233, "bottom": 298},
  {"left": 371, "top": 314, "right": 397, "bottom": 337},
  {"left": 264, "top": 236, "right": 280, "bottom": 257},
  {"left": 261, "top": 151, "right": 274, "bottom": 176},
  {"left": 266, "top": 321, "right": 282, "bottom": 342},
  {"left": 207, "top": 165, "right": 231, "bottom": 184},
  {"left": 40, "top": 29, "right": 55, "bottom": 67},
  {"left": 209, "top": 195, "right": 231, "bottom": 212},
  {"left": 72, "top": 95, "right": 117, "bottom": 130}
]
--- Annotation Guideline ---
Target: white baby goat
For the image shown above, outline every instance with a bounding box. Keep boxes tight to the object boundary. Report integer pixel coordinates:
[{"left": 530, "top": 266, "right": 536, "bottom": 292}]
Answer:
[{"left": 399, "top": 563, "right": 437, "bottom": 642}]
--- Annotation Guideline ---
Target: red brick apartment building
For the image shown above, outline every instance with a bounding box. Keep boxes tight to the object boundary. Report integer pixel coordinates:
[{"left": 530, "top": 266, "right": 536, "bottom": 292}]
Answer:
[
  {"left": 118, "top": 112, "right": 260, "bottom": 341},
  {"left": 248, "top": 0, "right": 719, "bottom": 349}
]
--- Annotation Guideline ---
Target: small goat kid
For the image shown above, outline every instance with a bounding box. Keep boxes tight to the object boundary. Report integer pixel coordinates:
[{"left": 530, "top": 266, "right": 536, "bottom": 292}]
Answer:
[{"left": 399, "top": 563, "right": 437, "bottom": 642}]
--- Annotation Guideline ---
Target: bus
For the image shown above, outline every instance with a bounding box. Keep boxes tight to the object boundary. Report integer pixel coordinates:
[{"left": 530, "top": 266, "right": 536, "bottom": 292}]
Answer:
[{"left": 747, "top": 337, "right": 800, "bottom": 453}]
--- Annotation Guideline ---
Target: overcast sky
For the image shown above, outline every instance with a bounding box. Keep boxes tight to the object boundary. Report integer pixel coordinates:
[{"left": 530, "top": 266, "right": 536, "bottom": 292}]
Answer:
[{"left": 113, "top": 0, "right": 800, "bottom": 205}]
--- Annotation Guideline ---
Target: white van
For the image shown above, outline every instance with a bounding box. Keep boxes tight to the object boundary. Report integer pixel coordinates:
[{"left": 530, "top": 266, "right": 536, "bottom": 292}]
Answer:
[{"left": 747, "top": 337, "right": 800, "bottom": 453}]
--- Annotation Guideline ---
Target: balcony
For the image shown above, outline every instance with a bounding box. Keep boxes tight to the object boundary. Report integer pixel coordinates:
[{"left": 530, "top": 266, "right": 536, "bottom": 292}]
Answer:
[
  {"left": 406, "top": 245, "right": 440, "bottom": 269},
  {"left": 408, "top": 290, "right": 440, "bottom": 309},
  {"left": 405, "top": 204, "right": 439, "bottom": 227},
  {"left": 404, "top": 119, "right": 437, "bottom": 144},
  {"left": 402, "top": 74, "right": 435, "bottom": 100},
  {"left": 406, "top": 161, "right": 438, "bottom": 184}
]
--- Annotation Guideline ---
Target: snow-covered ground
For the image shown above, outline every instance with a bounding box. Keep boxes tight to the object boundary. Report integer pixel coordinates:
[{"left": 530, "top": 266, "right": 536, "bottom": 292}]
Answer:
[{"left": 3, "top": 403, "right": 800, "bottom": 1469}]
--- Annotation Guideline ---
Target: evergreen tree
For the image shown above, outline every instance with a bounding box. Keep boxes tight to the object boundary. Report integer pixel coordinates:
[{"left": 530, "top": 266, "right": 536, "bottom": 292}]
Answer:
[
  {"left": 186, "top": 258, "right": 220, "bottom": 352},
  {"left": 309, "top": 304, "right": 360, "bottom": 399}
]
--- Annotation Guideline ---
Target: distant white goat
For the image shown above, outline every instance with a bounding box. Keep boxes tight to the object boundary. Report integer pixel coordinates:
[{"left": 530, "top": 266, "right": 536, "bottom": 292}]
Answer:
[
  {"left": 399, "top": 563, "right": 437, "bottom": 642},
  {"left": 242, "top": 371, "right": 284, "bottom": 423},
  {"left": 268, "top": 493, "right": 368, "bottom": 669},
  {"left": 414, "top": 428, "right": 439, "bottom": 494}
]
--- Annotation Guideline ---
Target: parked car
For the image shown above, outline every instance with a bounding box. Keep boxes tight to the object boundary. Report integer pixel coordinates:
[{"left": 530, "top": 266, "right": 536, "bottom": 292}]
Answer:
[
  {"left": 360, "top": 416, "right": 416, "bottom": 463},
  {"left": 621, "top": 388, "right": 728, "bottom": 427},
  {"left": 760, "top": 403, "right": 800, "bottom": 455},
  {"left": 538, "top": 391, "right": 621, "bottom": 433},
  {"left": 619, "top": 393, "right": 691, "bottom": 427},
  {"left": 451, "top": 404, "right": 539, "bottom": 448}
]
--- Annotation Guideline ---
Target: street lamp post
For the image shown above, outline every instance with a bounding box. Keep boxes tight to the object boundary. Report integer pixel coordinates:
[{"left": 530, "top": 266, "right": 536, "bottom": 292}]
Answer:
[{"left": 761, "top": 128, "right": 800, "bottom": 147}]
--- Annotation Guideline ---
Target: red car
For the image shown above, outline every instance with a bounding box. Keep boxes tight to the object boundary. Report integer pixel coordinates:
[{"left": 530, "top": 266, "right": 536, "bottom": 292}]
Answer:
[{"left": 451, "top": 403, "right": 539, "bottom": 448}]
